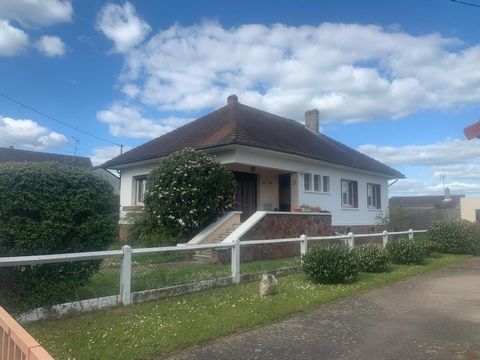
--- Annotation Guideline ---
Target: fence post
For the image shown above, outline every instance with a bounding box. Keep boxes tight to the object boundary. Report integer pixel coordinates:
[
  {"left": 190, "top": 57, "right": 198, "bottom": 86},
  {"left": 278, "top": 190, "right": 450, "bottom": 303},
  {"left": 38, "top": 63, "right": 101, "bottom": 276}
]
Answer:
[
  {"left": 120, "top": 245, "right": 132, "bottom": 306},
  {"left": 382, "top": 230, "right": 389, "bottom": 247},
  {"left": 231, "top": 238, "right": 241, "bottom": 284},
  {"left": 300, "top": 234, "right": 308, "bottom": 264},
  {"left": 408, "top": 228, "right": 414, "bottom": 240},
  {"left": 347, "top": 232, "right": 354, "bottom": 249}
]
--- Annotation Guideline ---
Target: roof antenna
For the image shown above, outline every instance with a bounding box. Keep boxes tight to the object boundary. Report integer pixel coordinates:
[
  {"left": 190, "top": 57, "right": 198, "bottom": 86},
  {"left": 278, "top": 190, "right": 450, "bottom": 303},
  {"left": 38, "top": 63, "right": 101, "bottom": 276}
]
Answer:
[
  {"left": 72, "top": 136, "right": 80, "bottom": 157},
  {"left": 440, "top": 172, "right": 446, "bottom": 193}
]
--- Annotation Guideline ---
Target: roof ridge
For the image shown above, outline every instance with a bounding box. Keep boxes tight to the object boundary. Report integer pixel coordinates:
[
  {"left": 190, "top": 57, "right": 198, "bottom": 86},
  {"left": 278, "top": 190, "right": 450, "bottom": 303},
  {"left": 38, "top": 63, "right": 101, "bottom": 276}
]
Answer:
[{"left": 230, "top": 100, "right": 240, "bottom": 143}]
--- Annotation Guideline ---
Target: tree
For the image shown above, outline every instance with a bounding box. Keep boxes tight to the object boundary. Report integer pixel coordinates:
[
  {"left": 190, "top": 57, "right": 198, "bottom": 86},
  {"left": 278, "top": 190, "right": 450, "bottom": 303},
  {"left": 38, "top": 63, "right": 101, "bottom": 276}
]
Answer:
[
  {"left": 0, "top": 162, "right": 118, "bottom": 312},
  {"left": 144, "top": 148, "right": 235, "bottom": 235}
]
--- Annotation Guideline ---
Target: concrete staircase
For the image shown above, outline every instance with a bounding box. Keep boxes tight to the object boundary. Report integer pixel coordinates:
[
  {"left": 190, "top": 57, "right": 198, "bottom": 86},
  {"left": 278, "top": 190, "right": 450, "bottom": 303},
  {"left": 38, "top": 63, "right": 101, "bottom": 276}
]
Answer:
[{"left": 193, "top": 224, "right": 240, "bottom": 262}]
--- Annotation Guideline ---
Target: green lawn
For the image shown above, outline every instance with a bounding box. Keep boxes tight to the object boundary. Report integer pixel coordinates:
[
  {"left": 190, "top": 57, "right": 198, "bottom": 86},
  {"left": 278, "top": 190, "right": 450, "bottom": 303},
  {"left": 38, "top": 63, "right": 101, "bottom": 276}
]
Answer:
[
  {"left": 75, "top": 256, "right": 301, "bottom": 300},
  {"left": 27, "top": 253, "right": 467, "bottom": 360}
]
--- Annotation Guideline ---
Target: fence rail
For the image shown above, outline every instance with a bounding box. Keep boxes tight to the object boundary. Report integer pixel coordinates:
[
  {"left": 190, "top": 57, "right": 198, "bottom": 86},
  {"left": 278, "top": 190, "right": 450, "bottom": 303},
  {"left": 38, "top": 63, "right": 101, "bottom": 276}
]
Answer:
[{"left": 0, "top": 229, "right": 427, "bottom": 319}]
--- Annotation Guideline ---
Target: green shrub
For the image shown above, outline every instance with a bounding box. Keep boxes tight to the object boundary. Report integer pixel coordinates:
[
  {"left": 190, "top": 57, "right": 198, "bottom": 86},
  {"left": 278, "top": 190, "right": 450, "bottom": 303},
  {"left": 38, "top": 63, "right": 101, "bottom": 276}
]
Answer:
[
  {"left": 354, "top": 244, "right": 389, "bottom": 272},
  {"left": 302, "top": 245, "right": 358, "bottom": 283},
  {"left": 0, "top": 162, "right": 117, "bottom": 312},
  {"left": 386, "top": 239, "right": 426, "bottom": 265},
  {"left": 429, "top": 218, "right": 479, "bottom": 255},
  {"left": 126, "top": 212, "right": 176, "bottom": 247},
  {"left": 416, "top": 238, "right": 436, "bottom": 257},
  {"left": 144, "top": 148, "right": 235, "bottom": 236}
]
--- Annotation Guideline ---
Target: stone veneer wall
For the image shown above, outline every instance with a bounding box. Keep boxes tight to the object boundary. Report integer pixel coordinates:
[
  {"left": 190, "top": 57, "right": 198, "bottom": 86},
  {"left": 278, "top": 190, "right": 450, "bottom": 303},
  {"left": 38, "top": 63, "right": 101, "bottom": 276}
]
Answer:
[{"left": 212, "top": 212, "right": 333, "bottom": 263}]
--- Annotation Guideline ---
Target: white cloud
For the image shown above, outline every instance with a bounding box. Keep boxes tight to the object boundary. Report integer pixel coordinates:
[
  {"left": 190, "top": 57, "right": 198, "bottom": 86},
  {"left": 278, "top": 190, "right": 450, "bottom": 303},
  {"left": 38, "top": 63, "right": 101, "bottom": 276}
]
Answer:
[
  {"left": 113, "top": 21, "right": 480, "bottom": 123},
  {"left": 90, "top": 145, "right": 131, "bottom": 166},
  {"left": 358, "top": 139, "right": 480, "bottom": 166},
  {"left": 433, "top": 164, "right": 480, "bottom": 180},
  {"left": 358, "top": 138, "right": 480, "bottom": 196},
  {"left": 0, "top": 116, "right": 68, "bottom": 149},
  {"left": 390, "top": 178, "right": 480, "bottom": 196},
  {"left": 0, "top": 0, "right": 72, "bottom": 27},
  {"left": 36, "top": 35, "right": 65, "bottom": 57},
  {"left": 122, "top": 83, "right": 140, "bottom": 98},
  {"left": 0, "top": 20, "right": 28, "bottom": 55},
  {"left": 96, "top": 103, "right": 191, "bottom": 138},
  {"left": 96, "top": 2, "right": 151, "bottom": 53}
]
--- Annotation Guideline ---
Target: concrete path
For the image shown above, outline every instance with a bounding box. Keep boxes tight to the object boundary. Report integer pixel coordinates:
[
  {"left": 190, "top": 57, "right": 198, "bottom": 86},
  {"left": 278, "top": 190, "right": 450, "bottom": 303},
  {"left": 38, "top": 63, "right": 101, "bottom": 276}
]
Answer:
[{"left": 164, "top": 257, "right": 480, "bottom": 360}]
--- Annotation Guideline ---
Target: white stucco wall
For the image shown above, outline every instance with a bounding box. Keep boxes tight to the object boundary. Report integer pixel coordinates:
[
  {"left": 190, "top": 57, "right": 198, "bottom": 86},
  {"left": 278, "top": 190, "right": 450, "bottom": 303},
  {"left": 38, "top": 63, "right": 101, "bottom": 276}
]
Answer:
[
  {"left": 297, "top": 170, "right": 388, "bottom": 226},
  {"left": 116, "top": 145, "right": 392, "bottom": 227}
]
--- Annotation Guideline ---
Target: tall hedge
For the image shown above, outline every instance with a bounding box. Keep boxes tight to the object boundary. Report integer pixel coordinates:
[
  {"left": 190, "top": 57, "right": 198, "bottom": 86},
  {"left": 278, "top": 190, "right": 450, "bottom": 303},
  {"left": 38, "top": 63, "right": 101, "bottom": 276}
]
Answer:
[
  {"left": 144, "top": 148, "right": 235, "bottom": 235},
  {"left": 0, "top": 162, "right": 118, "bottom": 312},
  {"left": 429, "top": 218, "right": 479, "bottom": 255}
]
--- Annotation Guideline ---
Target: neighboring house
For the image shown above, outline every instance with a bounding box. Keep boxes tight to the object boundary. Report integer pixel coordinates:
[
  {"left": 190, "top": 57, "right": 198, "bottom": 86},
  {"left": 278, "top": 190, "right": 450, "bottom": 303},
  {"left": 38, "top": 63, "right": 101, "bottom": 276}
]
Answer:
[
  {"left": 460, "top": 197, "right": 480, "bottom": 222},
  {"left": 0, "top": 146, "right": 93, "bottom": 168},
  {"left": 0, "top": 146, "right": 120, "bottom": 195},
  {"left": 102, "top": 95, "right": 403, "bottom": 236},
  {"left": 389, "top": 190, "right": 465, "bottom": 230}
]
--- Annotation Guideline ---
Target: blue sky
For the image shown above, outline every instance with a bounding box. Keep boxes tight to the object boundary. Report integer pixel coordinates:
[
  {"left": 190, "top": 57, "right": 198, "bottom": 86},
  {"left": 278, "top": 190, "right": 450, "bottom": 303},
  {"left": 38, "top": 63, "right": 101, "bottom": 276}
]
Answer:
[{"left": 1, "top": 0, "right": 480, "bottom": 196}]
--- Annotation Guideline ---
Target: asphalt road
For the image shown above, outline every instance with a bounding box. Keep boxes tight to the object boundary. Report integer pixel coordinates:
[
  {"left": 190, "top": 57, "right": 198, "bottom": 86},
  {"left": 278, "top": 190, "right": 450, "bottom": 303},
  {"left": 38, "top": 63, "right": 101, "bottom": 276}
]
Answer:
[{"left": 163, "top": 257, "right": 480, "bottom": 360}]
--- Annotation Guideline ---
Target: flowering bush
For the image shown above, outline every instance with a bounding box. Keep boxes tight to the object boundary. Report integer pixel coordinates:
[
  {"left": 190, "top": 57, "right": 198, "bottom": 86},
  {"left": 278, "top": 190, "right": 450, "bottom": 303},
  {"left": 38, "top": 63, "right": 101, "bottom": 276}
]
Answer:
[
  {"left": 144, "top": 148, "right": 235, "bottom": 235},
  {"left": 302, "top": 244, "right": 359, "bottom": 283},
  {"left": 429, "top": 218, "right": 479, "bottom": 255},
  {"left": 386, "top": 239, "right": 426, "bottom": 265},
  {"left": 354, "top": 244, "right": 389, "bottom": 272}
]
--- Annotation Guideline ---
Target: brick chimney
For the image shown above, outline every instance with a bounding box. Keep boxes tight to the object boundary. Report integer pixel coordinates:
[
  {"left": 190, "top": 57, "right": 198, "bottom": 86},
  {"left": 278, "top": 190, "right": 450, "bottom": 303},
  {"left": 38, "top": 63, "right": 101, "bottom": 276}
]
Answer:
[
  {"left": 227, "top": 94, "right": 238, "bottom": 104},
  {"left": 305, "top": 109, "right": 319, "bottom": 133}
]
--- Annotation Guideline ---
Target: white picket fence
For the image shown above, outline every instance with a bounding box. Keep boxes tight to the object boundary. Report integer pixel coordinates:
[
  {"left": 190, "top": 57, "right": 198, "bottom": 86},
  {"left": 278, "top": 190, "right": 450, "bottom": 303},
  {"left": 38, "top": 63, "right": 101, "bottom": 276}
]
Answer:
[{"left": 0, "top": 229, "right": 426, "bottom": 320}]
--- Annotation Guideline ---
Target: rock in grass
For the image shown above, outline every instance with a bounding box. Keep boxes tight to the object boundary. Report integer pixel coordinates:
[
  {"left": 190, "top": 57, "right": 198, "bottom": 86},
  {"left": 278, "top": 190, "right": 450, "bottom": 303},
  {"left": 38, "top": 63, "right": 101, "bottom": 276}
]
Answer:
[{"left": 259, "top": 273, "right": 278, "bottom": 297}]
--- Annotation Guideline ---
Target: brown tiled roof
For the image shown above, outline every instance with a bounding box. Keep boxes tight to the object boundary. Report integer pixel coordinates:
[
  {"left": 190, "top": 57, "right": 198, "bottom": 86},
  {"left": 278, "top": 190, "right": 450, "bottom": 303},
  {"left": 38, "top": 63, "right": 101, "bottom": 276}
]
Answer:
[
  {"left": 0, "top": 147, "right": 92, "bottom": 168},
  {"left": 101, "top": 98, "right": 404, "bottom": 178}
]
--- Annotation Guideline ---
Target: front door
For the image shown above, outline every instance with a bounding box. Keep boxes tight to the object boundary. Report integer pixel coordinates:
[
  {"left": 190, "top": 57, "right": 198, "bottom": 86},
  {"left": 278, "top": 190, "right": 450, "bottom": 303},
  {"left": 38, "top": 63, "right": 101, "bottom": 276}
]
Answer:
[
  {"left": 278, "top": 174, "right": 291, "bottom": 211},
  {"left": 233, "top": 172, "right": 257, "bottom": 221}
]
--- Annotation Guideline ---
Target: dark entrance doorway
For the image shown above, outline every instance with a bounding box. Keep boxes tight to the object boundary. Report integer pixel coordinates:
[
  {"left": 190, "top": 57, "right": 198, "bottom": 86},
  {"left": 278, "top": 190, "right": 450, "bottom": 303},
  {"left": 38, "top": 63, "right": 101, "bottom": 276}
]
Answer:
[
  {"left": 233, "top": 172, "right": 257, "bottom": 221},
  {"left": 278, "top": 174, "right": 291, "bottom": 211}
]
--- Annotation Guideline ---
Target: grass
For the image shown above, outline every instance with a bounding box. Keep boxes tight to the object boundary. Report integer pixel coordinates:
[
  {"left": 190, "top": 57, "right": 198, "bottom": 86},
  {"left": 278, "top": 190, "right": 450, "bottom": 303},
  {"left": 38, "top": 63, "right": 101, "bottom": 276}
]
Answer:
[
  {"left": 74, "top": 256, "right": 300, "bottom": 301},
  {"left": 27, "top": 253, "right": 467, "bottom": 360}
]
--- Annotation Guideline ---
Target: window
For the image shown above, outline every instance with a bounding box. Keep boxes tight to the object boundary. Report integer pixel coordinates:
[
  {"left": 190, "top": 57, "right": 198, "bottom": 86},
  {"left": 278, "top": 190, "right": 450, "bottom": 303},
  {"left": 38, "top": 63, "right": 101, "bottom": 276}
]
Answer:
[
  {"left": 314, "top": 175, "right": 320, "bottom": 192},
  {"left": 322, "top": 176, "right": 330, "bottom": 192},
  {"left": 134, "top": 175, "right": 148, "bottom": 205},
  {"left": 304, "top": 173, "right": 312, "bottom": 191},
  {"left": 367, "top": 183, "right": 381, "bottom": 209},
  {"left": 341, "top": 179, "right": 358, "bottom": 208},
  {"left": 304, "top": 173, "right": 330, "bottom": 193}
]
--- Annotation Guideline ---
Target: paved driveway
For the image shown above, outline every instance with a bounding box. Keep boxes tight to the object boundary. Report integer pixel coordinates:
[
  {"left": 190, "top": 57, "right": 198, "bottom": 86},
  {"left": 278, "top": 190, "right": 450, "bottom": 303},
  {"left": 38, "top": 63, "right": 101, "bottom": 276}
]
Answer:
[{"left": 164, "top": 257, "right": 480, "bottom": 360}]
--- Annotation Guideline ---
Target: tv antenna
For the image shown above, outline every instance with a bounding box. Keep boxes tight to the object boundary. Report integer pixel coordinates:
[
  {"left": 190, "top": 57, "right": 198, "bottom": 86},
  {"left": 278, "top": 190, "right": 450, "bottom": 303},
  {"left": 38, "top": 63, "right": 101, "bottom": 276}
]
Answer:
[{"left": 72, "top": 136, "right": 80, "bottom": 157}]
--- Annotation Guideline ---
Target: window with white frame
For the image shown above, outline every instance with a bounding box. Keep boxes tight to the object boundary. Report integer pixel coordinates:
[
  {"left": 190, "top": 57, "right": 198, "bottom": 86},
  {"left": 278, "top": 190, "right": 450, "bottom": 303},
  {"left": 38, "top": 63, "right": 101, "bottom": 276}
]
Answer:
[
  {"left": 341, "top": 179, "right": 358, "bottom": 208},
  {"left": 134, "top": 175, "right": 148, "bottom": 205},
  {"left": 367, "top": 183, "right": 381, "bottom": 209},
  {"left": 304, "top": 173, "right": 331, "bottom": 193},
  {"left": 304, "top": 173, "right": 312, "bottom": 191},
  {"left": 323, "top": 175, "right": 330, "bottom": 192},
  {"left": 313, "top": 175, "right": 320, "bottom": 192}
]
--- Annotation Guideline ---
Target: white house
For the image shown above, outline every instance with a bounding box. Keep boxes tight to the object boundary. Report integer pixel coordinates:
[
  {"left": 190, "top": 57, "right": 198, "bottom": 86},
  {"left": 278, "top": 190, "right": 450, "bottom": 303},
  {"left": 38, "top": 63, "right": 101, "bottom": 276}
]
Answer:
[{"left": 101, "top": 95, "right": 404, "bottom": 238}]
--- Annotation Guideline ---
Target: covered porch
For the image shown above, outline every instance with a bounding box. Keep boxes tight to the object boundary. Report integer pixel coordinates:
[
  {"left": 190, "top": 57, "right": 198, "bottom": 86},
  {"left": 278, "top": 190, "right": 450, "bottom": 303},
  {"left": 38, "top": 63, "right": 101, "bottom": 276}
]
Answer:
[{"left": 224, "top": 163, "right": 300, "bottom": 220}]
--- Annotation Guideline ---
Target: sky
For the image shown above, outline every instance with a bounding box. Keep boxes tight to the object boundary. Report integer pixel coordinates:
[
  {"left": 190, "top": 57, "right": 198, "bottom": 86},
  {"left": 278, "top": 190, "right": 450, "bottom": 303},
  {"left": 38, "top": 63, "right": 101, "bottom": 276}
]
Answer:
[{"left": 1, "top": 0, "right": 480, "bottom": 197}]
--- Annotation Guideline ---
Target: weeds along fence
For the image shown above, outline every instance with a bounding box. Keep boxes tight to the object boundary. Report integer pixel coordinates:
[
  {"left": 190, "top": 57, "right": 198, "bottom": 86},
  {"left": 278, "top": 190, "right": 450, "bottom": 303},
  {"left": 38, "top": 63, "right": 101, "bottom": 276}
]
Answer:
[{"left": 0, "top": 229, "right": 426, "bottom": 322}]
